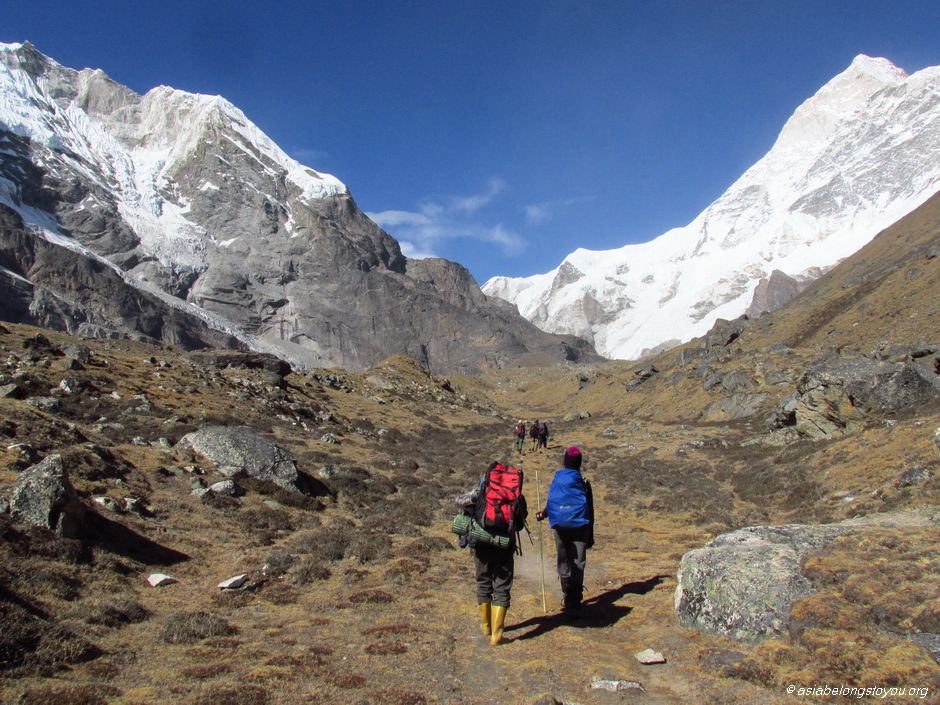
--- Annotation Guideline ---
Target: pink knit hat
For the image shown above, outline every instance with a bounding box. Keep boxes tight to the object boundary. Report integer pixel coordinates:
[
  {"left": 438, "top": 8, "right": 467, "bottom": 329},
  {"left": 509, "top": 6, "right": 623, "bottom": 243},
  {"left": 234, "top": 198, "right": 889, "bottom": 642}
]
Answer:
[{"left": 563, "top": 446, "right": 582, "bottom": 469}]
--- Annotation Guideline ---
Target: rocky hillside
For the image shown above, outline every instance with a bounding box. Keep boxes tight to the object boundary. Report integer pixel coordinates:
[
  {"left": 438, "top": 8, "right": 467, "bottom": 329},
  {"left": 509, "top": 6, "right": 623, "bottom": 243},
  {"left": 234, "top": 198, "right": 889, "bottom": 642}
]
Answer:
[
  {"left": 0, "top": 42, "right": 596, "bottom": 373},
  {"left": 484, "top": 55, "right": 940, "bottom": 361}
]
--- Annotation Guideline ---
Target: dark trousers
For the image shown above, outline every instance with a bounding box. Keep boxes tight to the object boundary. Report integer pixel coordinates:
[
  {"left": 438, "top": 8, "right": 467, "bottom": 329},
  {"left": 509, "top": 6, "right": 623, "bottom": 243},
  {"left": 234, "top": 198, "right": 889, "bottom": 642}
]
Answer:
[
  {"left": 474, "top": 542, "right": 514, "bottom": 608},
  {"left": 553, "top": 525, "right": 590, "bottom": 608}
]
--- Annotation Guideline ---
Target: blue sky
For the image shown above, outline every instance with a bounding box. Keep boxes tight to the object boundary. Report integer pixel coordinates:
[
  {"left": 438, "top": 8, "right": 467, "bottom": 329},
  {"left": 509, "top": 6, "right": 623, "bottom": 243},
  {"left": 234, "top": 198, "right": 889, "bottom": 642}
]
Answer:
[{"left": 4, "top": 1, "right": 940, "bottom": 284}]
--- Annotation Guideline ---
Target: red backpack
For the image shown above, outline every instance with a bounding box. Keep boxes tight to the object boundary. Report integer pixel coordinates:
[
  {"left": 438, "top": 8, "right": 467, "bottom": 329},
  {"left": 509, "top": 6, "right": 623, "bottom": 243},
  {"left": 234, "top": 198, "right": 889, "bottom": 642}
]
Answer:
[{"left": 477, "top": 463, "right": 524, "bottom": 533}]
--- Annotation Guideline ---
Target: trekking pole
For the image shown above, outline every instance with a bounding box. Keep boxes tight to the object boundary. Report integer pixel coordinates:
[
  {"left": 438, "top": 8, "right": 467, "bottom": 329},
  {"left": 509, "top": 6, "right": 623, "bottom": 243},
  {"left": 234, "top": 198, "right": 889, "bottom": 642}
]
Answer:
[{"left": 534, "top": 464, "right": 547, "bottom": 615}]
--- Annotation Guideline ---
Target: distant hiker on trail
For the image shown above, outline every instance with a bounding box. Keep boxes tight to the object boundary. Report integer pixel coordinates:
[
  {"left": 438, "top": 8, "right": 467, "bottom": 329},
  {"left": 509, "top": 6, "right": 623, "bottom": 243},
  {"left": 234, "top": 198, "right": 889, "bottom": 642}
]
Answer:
[
  {"left": 451, "top": 462, "right": 528, "bottom": 645},
  {"left": 530, "top": 420, "right": 541, "bottom": 451},
  {"left": 513, "top": 420, "right": 526, "bottom": 454},
  {"left": 538, "top": 420, "right": 550, "bottom": 450},
  {"left": 536, "top": 446, "right": 594, "bottom": 614}
]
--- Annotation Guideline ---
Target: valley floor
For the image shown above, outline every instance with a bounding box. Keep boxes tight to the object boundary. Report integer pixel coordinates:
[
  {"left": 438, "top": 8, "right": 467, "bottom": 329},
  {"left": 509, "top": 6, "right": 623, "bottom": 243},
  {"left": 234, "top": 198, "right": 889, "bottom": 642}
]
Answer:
[{"left": 0, "top": 324, "right": 938, "bottom": 705}]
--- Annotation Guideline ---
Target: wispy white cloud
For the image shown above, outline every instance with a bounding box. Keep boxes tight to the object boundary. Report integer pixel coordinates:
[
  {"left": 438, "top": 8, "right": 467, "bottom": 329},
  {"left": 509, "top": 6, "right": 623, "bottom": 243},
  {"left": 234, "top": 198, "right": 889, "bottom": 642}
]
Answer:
[
  {"left": 367, "top": 179, "right": 525, "bottom": 259},
  {"left": 398, "top": 240, "right": 438, "bottom": 260},
  {"left": 524, "top": 196, "right": 594, "bottom": 225},
  {"left": 450, "top": 178, "right": 506, "bottom": 215}
]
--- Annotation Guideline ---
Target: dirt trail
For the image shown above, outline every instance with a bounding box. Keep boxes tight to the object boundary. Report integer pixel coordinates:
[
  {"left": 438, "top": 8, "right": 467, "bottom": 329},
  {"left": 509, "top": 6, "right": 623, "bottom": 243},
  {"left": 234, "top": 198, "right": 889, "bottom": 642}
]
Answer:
[{"left": 442, "top": 443, "right": 699, "bottom": 705}]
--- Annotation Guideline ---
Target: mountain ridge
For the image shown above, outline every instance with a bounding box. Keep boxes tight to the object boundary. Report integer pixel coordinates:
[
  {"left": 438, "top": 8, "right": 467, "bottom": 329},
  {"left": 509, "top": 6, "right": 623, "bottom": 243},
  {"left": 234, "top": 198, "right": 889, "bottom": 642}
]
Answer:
[{"left": 0, "top": 41, "right": 597, "bottom": 373}]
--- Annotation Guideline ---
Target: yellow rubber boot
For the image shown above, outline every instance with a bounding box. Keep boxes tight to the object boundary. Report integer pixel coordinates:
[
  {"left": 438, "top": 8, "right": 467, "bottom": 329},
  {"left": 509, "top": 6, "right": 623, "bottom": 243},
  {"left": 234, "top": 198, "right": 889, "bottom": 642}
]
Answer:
[
  {"left": 490, "top": 605, "right": 507, "bottom": 645},
  {"left": 479, "top": 603, "right": 491, "bottom": 637}
]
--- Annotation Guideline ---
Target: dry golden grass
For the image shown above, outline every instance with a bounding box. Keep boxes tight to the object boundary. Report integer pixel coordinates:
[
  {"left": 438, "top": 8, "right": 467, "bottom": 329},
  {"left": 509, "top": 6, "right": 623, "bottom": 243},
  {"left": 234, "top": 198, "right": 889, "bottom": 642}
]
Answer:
[{"left": 0, "top": 320, "right": 937, "bottom": 705}]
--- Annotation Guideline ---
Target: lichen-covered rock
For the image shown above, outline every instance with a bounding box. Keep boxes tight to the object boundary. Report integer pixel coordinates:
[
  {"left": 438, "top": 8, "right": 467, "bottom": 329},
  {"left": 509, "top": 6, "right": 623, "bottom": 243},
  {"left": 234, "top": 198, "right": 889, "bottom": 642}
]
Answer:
[
  {"left": 6, "top": 454, "right": 85, "bottom": 538},
  {"left": 675, "top": 509, "right": 940, "bottom": 642},
  {"left": 178, "top": 426, "right": 300, "bottom": 493},
  {"left": 675, "top": 523, "right": 851, "bottom": 641}
]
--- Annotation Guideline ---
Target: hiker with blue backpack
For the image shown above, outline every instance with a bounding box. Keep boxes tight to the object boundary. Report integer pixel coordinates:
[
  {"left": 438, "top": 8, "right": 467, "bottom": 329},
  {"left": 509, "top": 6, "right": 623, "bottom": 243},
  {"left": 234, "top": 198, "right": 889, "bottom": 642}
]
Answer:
[{"left": 536, "top": 446, "right": 594, "bottom": 613}]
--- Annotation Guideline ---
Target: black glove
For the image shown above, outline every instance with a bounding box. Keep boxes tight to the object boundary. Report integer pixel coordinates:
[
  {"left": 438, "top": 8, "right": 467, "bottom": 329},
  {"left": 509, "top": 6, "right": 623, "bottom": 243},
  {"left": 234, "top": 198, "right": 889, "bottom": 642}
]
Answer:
[{"left": 535, "top": 511, "right": 546, "bottom": 522}]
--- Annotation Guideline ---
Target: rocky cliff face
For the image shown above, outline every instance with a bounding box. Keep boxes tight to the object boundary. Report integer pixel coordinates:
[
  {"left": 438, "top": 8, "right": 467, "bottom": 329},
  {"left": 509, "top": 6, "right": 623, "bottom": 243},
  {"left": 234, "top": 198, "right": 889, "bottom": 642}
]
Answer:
[
  {"left": 0, "top": 42, "right": 595, "bottom": 373},
  {"left": 484, "top": 55, "right": 940, "bottom": 360}
]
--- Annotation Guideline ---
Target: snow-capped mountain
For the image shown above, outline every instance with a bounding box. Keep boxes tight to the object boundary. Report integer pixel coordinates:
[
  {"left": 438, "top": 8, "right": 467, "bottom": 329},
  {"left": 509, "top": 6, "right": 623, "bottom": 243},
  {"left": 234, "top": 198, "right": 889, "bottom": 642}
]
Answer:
[
  {"left": 483, "top": 55, "right": 940, "bottom": 360},
  {"left": 0, "top": 42, "right": 595, "bottom": 372}
]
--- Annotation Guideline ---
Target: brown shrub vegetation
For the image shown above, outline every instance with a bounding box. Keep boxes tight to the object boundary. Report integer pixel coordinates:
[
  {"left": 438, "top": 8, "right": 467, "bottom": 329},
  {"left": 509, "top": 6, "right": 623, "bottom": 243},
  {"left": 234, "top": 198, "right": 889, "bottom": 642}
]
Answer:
[
  {"left": 348, "top": 589, "right": 394, "bottom": 604},
  {"left": 79, "top": 596, "right": 151, "bottom": 627},
  {"left": 364, "top": 640, "right": 408, "bottom": 655},
  {"left": 18, "top": 684, "right": 121, "bottom": 705},
  {"left": 161, "top": 611, "right": 237, "bottom": 644},
  {"left": 192, "top": 684, "right": 269, "bottom": 705},
  {"left": 367, "top": 689, "right": 427, "bottom": 705},
  {"left": 181, "top": 662, "right": 233, "bottom": 679}
]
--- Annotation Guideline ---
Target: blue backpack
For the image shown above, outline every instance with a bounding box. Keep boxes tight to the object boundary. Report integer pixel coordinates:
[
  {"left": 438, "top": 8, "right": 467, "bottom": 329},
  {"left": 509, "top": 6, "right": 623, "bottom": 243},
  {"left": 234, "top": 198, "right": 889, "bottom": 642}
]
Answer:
[{"left": 545, "top": 468, "right": 590, "bottom": 529}]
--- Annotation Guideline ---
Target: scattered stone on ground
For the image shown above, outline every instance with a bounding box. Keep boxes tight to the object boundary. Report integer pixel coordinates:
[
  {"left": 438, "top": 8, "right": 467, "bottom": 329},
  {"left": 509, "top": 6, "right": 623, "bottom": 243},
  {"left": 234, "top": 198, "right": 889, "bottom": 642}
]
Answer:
[
  {"left": 591, "top": 678, "right": 644, "bottom": 692},
  {"left": 148, "top": 573, "right": 177, "bottom": 587},
  {"left": 635, "top": 648, "right": 667, "bottom": 665},
  {"left": 218, "top": 574, "right": 249, "bottom": 590}
]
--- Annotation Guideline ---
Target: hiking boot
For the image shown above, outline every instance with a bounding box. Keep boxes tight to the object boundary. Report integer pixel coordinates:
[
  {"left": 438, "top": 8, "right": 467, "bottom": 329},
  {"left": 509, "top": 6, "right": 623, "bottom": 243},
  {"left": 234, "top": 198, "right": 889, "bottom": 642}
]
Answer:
[
  {"left": 490, "top": 605, "right": 507, "bottom": 645},
  {"left": 479, "top": 602, "right": 491, "bottom": 637}
]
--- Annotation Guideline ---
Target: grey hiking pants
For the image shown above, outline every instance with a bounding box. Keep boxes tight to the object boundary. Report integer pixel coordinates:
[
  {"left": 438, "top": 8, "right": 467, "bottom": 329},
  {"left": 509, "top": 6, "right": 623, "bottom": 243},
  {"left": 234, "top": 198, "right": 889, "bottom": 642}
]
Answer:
[
  {"left": 553, "top": 525, "right": 590, "bottom": 608},
  {"left": 474, "top": 542, "right": 515, "bottom": 608}
]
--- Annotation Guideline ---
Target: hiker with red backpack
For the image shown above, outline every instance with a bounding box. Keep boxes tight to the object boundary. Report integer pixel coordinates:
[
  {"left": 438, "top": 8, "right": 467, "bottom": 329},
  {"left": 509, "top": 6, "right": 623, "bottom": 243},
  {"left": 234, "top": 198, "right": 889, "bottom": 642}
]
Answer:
[
  {"left": 513, "top": 420, "right": 526, "bottom": 454},
  {"left": 452, "top": 461, "right": 528, "bottom": 645},
  {"left": 536, "top": 446, "right": 594, "bottom": 614}
]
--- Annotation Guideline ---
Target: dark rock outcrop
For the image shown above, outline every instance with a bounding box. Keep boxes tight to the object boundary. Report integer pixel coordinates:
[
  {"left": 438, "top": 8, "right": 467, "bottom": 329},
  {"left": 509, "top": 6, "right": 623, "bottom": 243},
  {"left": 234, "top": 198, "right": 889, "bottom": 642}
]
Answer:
[
  {"left": 746, "top": 270, "right": 804, "bottom": 318},
  {"left": 704, "top": 316, "right": 749, "bottom": 349},
  {"left": 0, "top": 205, "right": 245, "bottom": 350},
  {"left": 770, "top": 353, "right": 940, "bottom": 439}
]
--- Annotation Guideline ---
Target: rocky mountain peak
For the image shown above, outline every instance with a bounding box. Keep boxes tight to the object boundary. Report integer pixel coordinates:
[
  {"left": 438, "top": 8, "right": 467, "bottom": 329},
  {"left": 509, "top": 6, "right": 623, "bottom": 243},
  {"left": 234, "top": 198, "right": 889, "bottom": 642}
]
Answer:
[
  {"left": 846, "top": 53, "right": 908, "bottom": 81},
  {"left": 484, "top": 56, "right": 940, "bottom": 360}
]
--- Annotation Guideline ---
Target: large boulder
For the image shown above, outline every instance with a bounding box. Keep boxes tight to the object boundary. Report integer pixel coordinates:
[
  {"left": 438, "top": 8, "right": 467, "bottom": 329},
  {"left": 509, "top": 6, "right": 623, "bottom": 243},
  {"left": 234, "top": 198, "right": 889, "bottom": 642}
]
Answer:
[
  {"left": 5, "top": 454, "right": 85, "bottom": 538},
  {"left": 177, "top": 426, "right": 301, "bottom": 493},
  {"left": 675, "top": 508, "right": 940, "bottom": 642}
]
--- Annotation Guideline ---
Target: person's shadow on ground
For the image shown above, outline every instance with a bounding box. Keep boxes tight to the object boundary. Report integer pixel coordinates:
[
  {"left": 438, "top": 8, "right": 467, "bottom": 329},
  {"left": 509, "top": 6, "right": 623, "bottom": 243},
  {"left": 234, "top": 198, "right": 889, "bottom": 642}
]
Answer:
[{"left": 505, "top": 575, "right": 668, "bottom": 642}]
